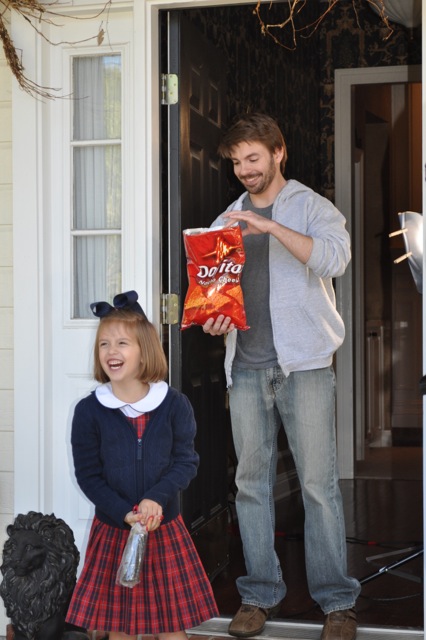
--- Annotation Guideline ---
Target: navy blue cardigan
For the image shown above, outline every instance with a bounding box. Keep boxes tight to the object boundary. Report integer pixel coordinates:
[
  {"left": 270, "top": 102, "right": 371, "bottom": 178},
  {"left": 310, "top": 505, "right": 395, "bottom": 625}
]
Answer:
[{"left": 71, "top": 386, "right": 199, "bottom": 529}]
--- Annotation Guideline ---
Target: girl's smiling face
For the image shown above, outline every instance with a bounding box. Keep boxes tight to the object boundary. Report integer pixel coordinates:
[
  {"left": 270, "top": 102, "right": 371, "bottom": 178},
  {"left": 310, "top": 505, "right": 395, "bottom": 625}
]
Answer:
[{"left": 98, "top": 321, "right": 143, "bottom": 388}]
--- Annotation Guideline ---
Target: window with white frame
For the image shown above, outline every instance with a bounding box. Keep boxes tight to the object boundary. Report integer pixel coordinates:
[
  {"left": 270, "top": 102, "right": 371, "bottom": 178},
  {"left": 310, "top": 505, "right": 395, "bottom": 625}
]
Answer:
[{"left": 71, "top": 54, "right": 122, "bottom": 318}]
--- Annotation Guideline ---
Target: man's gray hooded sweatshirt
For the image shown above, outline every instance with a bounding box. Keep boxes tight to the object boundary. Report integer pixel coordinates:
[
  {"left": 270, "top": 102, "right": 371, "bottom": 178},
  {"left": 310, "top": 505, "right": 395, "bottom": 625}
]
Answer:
[{"left": 210, "top": 179, "right": 351, "bottom": 387}]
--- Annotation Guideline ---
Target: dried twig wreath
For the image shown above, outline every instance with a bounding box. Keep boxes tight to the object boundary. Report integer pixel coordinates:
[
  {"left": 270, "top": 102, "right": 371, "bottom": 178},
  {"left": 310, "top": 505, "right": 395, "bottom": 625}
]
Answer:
[
  {"left": 0, "top": 0, "right": 112, "bottom": 98},
  {"left": 253, "top": 0, "right": 394, "bottom": 50}
]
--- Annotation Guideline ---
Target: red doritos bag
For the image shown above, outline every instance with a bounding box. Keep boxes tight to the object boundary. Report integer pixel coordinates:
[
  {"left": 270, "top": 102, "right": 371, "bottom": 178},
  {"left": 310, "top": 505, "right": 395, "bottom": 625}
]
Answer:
[{"left": 181, "top": 224, "right": 249, "bottom": 331}]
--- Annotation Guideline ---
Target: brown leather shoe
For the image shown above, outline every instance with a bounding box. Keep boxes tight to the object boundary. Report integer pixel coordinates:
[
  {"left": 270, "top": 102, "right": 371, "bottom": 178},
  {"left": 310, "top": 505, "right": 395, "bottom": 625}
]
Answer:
[
  {"left": 228, "top": 602, "right": 281, "bottom": 638},
  {"left": 320, "top": 608, "right": 357, "bottom": 640}
]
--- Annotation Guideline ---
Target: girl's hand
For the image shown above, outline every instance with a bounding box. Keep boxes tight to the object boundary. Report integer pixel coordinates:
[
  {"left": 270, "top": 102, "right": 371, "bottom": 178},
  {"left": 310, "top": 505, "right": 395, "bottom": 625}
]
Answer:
[
  {"left": 130, "top": 498, "right": 163, "bottom": 532},
  {"left": 137, "top": 498, "right": 163, "bottom": 531}
]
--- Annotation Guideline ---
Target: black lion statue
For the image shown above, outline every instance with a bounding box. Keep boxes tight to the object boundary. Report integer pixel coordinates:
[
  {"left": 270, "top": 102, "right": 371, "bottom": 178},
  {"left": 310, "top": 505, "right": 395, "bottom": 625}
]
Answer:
[{"left": 0, "top": 511, "right": 89, "bottom": 640}]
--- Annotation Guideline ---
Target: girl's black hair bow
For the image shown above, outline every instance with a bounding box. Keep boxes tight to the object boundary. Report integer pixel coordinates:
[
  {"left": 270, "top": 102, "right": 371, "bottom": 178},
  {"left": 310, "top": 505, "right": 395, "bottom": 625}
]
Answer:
[{"left": 90, "top": 290, "right": 147, "bottom": 319}]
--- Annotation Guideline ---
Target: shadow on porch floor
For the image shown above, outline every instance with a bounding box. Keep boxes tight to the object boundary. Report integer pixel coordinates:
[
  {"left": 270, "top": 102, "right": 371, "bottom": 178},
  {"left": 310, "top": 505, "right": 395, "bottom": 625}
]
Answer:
[{"left": 208, "top": 446, "right": 423, "bottom": 635}]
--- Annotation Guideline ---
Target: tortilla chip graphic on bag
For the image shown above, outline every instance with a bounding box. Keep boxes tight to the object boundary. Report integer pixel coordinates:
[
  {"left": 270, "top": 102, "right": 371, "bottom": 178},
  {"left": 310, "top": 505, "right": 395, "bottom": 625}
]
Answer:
[{"left": 181, "top": 224, "right": 249, "bottom": 331}]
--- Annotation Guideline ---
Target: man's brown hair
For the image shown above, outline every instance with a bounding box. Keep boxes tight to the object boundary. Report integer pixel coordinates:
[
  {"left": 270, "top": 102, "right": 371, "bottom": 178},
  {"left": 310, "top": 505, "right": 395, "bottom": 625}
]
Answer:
[{"left": 218, "top": 113, "right": 288, "bottom": 172}]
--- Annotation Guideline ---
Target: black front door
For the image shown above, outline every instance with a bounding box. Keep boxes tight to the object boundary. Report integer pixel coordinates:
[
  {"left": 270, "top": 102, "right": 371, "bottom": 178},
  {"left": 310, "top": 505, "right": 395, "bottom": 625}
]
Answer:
[{"left": 161, "top": 11, "right": 230, "bottom": 580}]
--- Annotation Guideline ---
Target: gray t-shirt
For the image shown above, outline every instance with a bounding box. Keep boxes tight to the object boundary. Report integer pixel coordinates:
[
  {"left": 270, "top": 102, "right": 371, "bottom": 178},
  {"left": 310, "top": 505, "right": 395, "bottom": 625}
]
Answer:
[{"left": 234, "top": 195, "right": 278, "bottom": 369}]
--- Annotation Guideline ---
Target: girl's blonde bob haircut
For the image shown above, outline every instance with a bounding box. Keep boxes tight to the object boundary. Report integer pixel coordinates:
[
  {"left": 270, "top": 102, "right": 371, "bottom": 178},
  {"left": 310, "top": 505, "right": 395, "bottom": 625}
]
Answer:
[{"left": 93, "top": 310, "right": 168, "bottom": 383}]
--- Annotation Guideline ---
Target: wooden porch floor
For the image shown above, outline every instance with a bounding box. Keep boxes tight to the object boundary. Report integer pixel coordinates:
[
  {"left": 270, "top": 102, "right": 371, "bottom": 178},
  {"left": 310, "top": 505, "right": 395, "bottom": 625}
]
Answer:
[
  {"left": 209, "top": 446, "right": 423, "bottom": 632},
  {"left": 3, "top": 449, "right": 422, "bottom": 640}
]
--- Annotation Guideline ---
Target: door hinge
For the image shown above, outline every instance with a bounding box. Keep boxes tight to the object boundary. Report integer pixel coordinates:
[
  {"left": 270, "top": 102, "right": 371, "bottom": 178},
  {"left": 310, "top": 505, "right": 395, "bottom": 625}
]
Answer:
[
  {"left": 161, "top": 293, "right": 179, "bottom": 324},
  {"left": 161, "top": 73, "right": 178, "bottom": 105}
]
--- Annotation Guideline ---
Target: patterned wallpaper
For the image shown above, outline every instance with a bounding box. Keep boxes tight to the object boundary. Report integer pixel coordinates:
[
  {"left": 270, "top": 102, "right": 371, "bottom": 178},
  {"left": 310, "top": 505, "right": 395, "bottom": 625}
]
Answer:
[
  {"left": 183, "top": 1, "right": 421, "bottom": 200},
  {"left": 184, "top": 2, "right": 321, "bottom": 192},
  {"left": 318, "top": 1, "right": 421, "bottom": 200}
]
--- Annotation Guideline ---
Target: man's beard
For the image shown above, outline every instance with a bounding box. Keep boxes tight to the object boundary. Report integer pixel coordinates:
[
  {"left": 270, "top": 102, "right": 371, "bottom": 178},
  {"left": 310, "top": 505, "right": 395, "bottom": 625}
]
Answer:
[{"left": 242, "top": 156, "right": 277, "bottom": 195}]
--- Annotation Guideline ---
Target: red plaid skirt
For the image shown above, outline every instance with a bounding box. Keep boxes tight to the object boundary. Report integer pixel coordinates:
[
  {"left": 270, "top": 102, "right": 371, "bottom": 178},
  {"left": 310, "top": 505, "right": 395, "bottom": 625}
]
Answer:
[{"left": 66, "top": 515, "right": 218, "bottom": 635}]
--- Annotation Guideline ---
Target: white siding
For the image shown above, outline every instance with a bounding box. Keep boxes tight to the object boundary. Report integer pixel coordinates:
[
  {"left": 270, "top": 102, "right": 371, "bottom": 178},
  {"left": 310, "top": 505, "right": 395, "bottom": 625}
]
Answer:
[{"left": 0, "top": 10, "right": 14, "bottom": 634}]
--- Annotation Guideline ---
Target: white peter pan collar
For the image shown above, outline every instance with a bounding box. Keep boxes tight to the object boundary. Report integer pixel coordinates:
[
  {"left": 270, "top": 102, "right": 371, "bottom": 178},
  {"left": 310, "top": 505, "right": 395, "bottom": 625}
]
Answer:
[{"left": 95, "top": 381, "right": 168, "bottom": 416}]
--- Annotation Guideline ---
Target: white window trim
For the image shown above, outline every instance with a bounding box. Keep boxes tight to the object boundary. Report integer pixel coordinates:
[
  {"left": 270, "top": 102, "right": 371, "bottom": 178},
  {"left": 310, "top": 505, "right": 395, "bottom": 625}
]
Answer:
[{"left": 63, "top": 45, "right": 128, "bottom": 326}]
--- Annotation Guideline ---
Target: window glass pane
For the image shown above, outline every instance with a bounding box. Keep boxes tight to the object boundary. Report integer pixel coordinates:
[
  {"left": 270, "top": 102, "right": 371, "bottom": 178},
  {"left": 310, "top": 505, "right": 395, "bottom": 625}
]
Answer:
[
  {"left": 73, "top": 146, "right": 122, "bottom": 229},
  {"left": 73, "top": 55, "right": 121, "bottom": 140},
  {"left": 71, "top": 53, "right": 122, "bottom": 319},
  {"left": 73, "top": 236, "right": 121, "bottom": 318}
]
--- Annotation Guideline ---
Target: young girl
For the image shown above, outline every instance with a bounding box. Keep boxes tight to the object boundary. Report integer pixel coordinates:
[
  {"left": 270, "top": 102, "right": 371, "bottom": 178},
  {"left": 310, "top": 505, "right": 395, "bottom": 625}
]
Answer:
[{"left": 65, "top": 290, "right": 219, "bottom": 640}]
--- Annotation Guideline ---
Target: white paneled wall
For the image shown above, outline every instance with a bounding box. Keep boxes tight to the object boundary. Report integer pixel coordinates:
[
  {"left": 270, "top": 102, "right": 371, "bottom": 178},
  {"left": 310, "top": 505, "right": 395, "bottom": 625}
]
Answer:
[{"left": 0, "top": 10, "right": 14, "bottom": 635}]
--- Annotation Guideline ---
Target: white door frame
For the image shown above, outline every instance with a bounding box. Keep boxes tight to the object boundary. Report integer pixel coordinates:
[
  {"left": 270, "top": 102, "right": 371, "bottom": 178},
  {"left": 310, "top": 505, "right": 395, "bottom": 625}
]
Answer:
[
  {"left": 334, "top": 64, "right": 422, "bottom": 480},
  {"left": 144, "top": 3, "right": 425, "bottom": 482}
]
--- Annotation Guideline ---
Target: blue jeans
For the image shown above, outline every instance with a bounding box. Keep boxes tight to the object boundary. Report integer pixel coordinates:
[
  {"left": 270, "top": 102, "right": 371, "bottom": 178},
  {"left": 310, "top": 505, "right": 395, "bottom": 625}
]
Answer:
[{"left": 229, "top": 365, "right": 361, "bottom": 614}]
